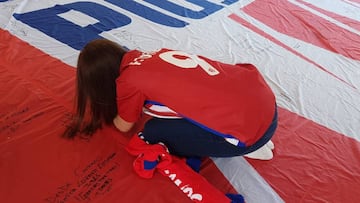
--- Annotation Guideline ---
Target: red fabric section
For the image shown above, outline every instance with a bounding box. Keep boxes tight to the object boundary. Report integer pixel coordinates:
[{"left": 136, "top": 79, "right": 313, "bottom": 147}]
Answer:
[
  {"left": 0, "top": 29, "right": 235, "bottom": 203},
  {"left": 247, "top": 108, "right": 360, "bottom": 202},
  {"left": 200, "top": 159, "right": 238, "bottom": 195},
  {"left": 346, "top": 0, "right": 360, "bottom": 3},
  {"left": 242, "top": 0, "right": 360, "bottom": 61},
  {"left": 244, "top": 0, "right": 360, "bottom": 60},
  {"left": 296, "top": 0, "right": 360, "bottom": 31},
  {"left": 228, "top": 13, "right": 356, "bottom": 89}
]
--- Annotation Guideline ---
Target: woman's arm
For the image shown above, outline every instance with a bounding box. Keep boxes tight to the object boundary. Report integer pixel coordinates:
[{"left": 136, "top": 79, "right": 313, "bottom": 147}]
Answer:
[{"left": 113, "top": 115, "right": 135, "bottom": 133}]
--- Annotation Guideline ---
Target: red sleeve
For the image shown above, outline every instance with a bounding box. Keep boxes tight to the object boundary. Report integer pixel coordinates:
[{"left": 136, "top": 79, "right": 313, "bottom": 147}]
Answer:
[{"left": 116, "top": 79, "right": 146, "bottom": 123}]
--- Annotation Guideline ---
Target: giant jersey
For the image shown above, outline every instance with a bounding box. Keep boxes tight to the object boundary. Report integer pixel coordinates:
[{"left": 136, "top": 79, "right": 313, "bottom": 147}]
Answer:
[{"left": 116, "top": 49, "right": 276, "bottom": 147}]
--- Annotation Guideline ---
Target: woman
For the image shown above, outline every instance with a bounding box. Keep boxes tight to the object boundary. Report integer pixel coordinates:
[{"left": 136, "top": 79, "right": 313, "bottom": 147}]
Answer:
[{"left": 64, "top": 38, "right": 277, "bottom": 160}]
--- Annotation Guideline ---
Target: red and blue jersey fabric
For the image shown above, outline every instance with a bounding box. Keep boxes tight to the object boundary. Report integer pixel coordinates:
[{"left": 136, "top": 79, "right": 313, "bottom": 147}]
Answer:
[
  {"left": 116, "top": 49, "right": 276, "bottom": 147},
  {"left": 126, "top": 135, "right": 244, "bottom": 203}
]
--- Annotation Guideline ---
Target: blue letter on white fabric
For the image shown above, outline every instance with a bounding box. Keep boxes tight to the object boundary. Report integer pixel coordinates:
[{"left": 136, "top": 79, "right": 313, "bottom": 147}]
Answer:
[
  {"left": 14, "top": 2, "right": 131, "bottom": 50},
  {"left": 144, "top": 0, "right": 223, "bottom": 19},
  {"left": 105, "top": 0, "right": 188, "bottom": 27}
]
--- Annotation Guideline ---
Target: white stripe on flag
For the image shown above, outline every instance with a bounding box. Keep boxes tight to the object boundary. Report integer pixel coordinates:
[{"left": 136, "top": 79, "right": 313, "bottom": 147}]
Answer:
[{"left": 212, "top": 157, "right": 284, "bottom": 203}]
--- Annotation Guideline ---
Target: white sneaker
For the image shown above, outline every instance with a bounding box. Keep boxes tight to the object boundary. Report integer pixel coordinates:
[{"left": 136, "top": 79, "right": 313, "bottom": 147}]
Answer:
[
  {"left": 266, "top": 140, "right": 275, "bottom": 150},
  {"left": 244, "top": 140, "right": 274, "bottom": 160}
]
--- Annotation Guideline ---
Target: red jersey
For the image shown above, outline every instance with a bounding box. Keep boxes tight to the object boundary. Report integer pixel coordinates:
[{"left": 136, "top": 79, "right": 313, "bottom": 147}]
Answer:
[{"left": 116, "top": 49, "right": 276, "bottom": 147}]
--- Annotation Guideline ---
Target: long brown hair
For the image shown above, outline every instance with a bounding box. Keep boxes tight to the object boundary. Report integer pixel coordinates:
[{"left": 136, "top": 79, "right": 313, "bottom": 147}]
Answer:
[{"left": 63, "top": 39, "right": 127, "bottom": 138}]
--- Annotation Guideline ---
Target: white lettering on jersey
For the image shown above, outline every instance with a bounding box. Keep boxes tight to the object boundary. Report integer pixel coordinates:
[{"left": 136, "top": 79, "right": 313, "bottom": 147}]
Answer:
[
  {"left": 159, "top": 50, "right": 219, "bottom": 76},
  {"left": 163, "top": 169, "right": 203, "bottom": 201},
  {"left": 129, "top": 52, "right": 153, "bottom": 65}
]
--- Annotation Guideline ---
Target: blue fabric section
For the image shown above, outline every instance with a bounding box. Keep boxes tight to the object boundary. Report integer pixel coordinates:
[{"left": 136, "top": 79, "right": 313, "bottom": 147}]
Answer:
[
  {"left": 13, "top": 2, "right": 131, "bottom": 50},
  {"left": 221, "top": 0, "right": 239, "bottom": 5},
  {"left": 122, "top": 46, "right": 130, "bottom": 51},
  {"left": 12, "top": 0, "right": 239, "bottom": 49},
  {"left": 145, "top": 100, "right": 166, "bottom": 106},
  {"left": 144, "top": 0, "right": 223, "bottom": 19},
  {"left": 143, "top": 160, "right": 158, "bottom": 170},
  {"left": 226, "top": 193, "right": 245, "bottom": 203},
  {"left": 144, "top": 100, "right": 247, "bottom": 147},
  {"left": 105, "top": 0, "right": 188, "bottom": 27},
  {"left": 184, "top": 116, "right": 246, "bottom": 147},
  {"left": 143, "top": 118, "right": 247, "bottom": 157},
  {"left": 186, "top": 157, "right": 202, "bottom": 173}
]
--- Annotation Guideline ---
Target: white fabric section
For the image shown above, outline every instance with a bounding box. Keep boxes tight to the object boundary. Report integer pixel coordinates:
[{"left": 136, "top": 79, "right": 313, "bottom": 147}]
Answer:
[
  {"left": 147, "top": 104, "right": 178, "bottom": 114},
  {"left": 294, "top": 0, "right": 360, "bottom": 34},
  {"left": 212, "top": 157, "right": 285, "bottom": 203},
  {"left": 342, "top": 0, "right": 360, "bottom": 8},
  {"left": 143, "top": 109, "right": 182, "bottom": 119},
  {"left": 244, "top": 140, "right": 274, "bottom": 160},
  {"left": 142, "top": 104, "right": 182, "bottom": 119},
  {"left": 301, "top": 0, "right": 360, "bottom": 22},
  {"left": 58, "top": 9, "right": 99, "bottom": 28},
  {"left": 225, "top": 138, "right": 240, "bottom": 146}
]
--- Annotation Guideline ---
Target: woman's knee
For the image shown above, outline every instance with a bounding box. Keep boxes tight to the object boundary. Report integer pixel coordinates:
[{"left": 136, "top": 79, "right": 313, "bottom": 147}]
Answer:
[{"left": 142, "top": 118, "right": 163, "bottom": 143}]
